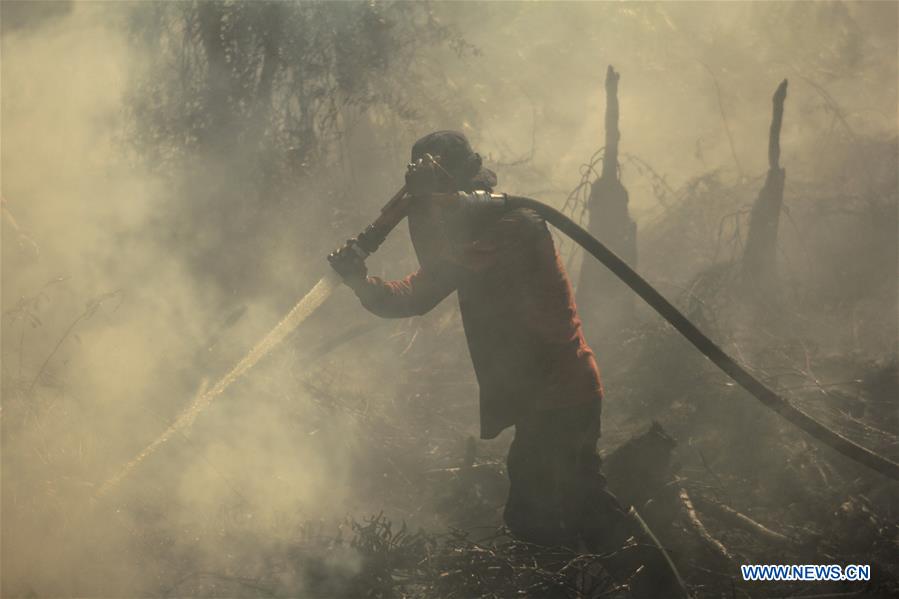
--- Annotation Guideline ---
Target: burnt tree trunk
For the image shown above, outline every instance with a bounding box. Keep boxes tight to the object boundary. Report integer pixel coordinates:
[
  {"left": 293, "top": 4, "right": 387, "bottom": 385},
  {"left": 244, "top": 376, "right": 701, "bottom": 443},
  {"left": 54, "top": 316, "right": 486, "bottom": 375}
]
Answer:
[
  {"left": 604, "top": 421, "right": 677, "bottom": 512},
  {"left": 743, "top": 79, "right": 788, "bottom": 294},
  {"left": 578, "top": 66, "right": 637, "bottom": 342}
]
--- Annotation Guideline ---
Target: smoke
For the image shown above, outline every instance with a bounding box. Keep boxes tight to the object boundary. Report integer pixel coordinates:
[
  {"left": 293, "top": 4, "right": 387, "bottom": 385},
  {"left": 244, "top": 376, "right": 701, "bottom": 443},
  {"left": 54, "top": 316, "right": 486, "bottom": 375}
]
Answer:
[
  {"left": 2, "top": 1, "right": 896, "bottom": 597},
  {"left": 0, "top": 4, "right": 360, "bottom": 596},
  {"left": 423, "top": 2, "right": 896, "bottom": 211}
]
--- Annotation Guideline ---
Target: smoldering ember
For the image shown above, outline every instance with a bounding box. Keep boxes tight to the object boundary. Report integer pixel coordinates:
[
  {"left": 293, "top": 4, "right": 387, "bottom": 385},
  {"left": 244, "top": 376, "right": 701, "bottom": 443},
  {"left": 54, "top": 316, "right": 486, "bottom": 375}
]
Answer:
[{"left": 2, "top": 2, "right": 897, "bottom": 598}]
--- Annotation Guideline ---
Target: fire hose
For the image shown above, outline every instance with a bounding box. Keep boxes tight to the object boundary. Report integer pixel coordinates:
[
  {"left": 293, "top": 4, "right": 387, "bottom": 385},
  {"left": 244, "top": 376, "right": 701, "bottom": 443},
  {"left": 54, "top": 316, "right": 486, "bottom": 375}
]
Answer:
[{"left": 336, "top": 187, "right": 899, "bottom": 482}]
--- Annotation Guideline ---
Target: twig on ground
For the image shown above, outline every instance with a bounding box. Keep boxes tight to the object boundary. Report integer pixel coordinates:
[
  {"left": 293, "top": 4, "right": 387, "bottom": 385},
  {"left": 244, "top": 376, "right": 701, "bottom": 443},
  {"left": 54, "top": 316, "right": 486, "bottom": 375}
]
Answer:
[
  {"left": 679, "top": 488, "right": 734, "bottom": 562},
  {"left": 690, "top": 494, "right": 793, "bottom": 546}
]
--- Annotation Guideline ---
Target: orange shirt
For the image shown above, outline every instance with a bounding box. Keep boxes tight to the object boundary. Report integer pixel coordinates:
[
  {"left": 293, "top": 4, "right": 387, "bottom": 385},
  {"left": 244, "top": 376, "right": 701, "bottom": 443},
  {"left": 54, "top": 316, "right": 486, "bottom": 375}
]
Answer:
[{"left": 354, "top": 197, "right": 603, "bottom": 439}]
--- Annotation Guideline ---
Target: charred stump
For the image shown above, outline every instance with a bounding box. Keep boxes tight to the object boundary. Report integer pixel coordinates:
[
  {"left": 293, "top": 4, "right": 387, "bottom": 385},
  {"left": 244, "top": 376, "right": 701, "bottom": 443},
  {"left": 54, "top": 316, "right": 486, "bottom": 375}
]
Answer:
[
  {"left": 578, "top": 66, "right": 637, "bottom": 342},
  {"left": 603, "top": 421, "right": 677, "bottom": 513},
  {"left": 743, "top": 79, "right": 788, "bottom": 295}
]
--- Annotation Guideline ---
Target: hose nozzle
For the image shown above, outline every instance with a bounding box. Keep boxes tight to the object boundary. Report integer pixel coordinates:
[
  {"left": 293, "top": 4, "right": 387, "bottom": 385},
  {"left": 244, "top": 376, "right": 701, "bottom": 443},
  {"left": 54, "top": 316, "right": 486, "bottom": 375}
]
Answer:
[{"left": 454, "top": 190, "right": 508, "bottom": 214}]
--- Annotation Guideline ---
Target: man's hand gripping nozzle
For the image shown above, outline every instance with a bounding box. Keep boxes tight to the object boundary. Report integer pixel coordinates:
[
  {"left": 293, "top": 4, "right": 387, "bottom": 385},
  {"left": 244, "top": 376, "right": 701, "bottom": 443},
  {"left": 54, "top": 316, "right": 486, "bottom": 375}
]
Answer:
[
  {"left": 327, "top": 184, "right": 411, "bottom": 287},
  {"left": 326, "top": 153, "right": 445, "bottom": 286},
  {"left": 327, "top": 239, "right": 369, "bottom": 289},
  {"left": 327, "top": 151, "right": 511, "bottom": 289}
]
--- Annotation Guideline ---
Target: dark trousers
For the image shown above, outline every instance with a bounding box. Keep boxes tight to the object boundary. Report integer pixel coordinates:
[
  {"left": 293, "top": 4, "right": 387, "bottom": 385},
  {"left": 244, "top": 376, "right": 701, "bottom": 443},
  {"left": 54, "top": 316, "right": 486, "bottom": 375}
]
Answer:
[{"left": 503, "top": 400, "right": 629, "bottom": 550}]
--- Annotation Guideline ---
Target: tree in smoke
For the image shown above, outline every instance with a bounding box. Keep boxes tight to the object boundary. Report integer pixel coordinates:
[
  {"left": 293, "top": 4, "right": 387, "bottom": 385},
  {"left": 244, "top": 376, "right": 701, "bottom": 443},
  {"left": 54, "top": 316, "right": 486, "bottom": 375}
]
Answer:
[
  {"left": 128, "top": 1, "right": 468, "bottom": 172},
  {"left": 742, "top": 79, "right": 788, "bottom": 296},
  {"left": 578, "top": 65, "right": 637, "bottom": 342}
]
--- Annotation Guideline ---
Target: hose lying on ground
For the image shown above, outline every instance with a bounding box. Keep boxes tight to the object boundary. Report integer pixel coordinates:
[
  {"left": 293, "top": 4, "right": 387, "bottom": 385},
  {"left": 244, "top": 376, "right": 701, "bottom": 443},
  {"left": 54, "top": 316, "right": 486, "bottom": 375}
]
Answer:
[{"left": 502, "top": 194, "right": 899, "bottom": 482}]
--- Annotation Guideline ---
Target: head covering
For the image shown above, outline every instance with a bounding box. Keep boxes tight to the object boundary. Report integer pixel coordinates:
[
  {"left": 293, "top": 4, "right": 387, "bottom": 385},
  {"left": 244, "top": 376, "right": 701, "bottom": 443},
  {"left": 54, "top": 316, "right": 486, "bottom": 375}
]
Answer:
[{"left": 411, "top": 130, "right": 497, "bottom": 191}]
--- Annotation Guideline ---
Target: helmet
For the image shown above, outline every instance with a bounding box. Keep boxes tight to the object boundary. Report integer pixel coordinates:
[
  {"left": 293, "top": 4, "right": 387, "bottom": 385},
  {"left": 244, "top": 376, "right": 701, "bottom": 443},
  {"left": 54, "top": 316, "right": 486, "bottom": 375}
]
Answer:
[{"left": 410, "top": 131, "right": 497, "bottom": 191}]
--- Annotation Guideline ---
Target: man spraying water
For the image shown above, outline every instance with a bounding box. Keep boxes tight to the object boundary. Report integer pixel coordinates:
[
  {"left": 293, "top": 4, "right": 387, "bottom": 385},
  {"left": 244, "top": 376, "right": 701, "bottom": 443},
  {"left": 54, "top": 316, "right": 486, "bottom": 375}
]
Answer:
[
  {"left": 100, "top": 125, "right": 897, "bottom": 505},
  {"left": 329, "top": 131, "right": 629, "bottom": 549},
  {"left": 97, "top": 128, "right": 895, "bottom": 597}
]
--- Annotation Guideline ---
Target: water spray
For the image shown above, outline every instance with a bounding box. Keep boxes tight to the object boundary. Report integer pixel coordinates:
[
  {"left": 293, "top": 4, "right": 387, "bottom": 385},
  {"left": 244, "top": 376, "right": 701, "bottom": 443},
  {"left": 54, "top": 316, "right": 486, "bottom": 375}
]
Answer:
[
  {"left": 95, "top": 273, "right": 339, "bottom": 498},
  {"left": 96, "top": 186, "right": 410, "bottom": 498}
]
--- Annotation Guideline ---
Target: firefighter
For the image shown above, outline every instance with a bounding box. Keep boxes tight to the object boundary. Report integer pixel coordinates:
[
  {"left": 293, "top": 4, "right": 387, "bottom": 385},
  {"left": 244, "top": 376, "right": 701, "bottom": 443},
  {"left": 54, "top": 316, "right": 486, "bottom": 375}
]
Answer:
[{"left": 329, "top": 130, "right": 629, "bottom": 549}]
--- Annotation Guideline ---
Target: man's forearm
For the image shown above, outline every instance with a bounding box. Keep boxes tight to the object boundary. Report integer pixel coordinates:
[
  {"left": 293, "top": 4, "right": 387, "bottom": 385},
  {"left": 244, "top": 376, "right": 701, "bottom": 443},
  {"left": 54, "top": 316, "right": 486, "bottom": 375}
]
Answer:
[{"left": 352, "top": 270, "right": 455, "bottom": 318}]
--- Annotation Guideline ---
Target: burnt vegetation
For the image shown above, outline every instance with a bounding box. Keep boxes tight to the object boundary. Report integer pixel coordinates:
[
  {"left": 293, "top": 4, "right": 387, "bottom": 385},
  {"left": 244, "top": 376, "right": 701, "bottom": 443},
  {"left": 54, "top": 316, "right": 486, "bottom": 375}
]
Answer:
[{"left": 2, "top": 2, "right": 897, "bottom": 598}]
